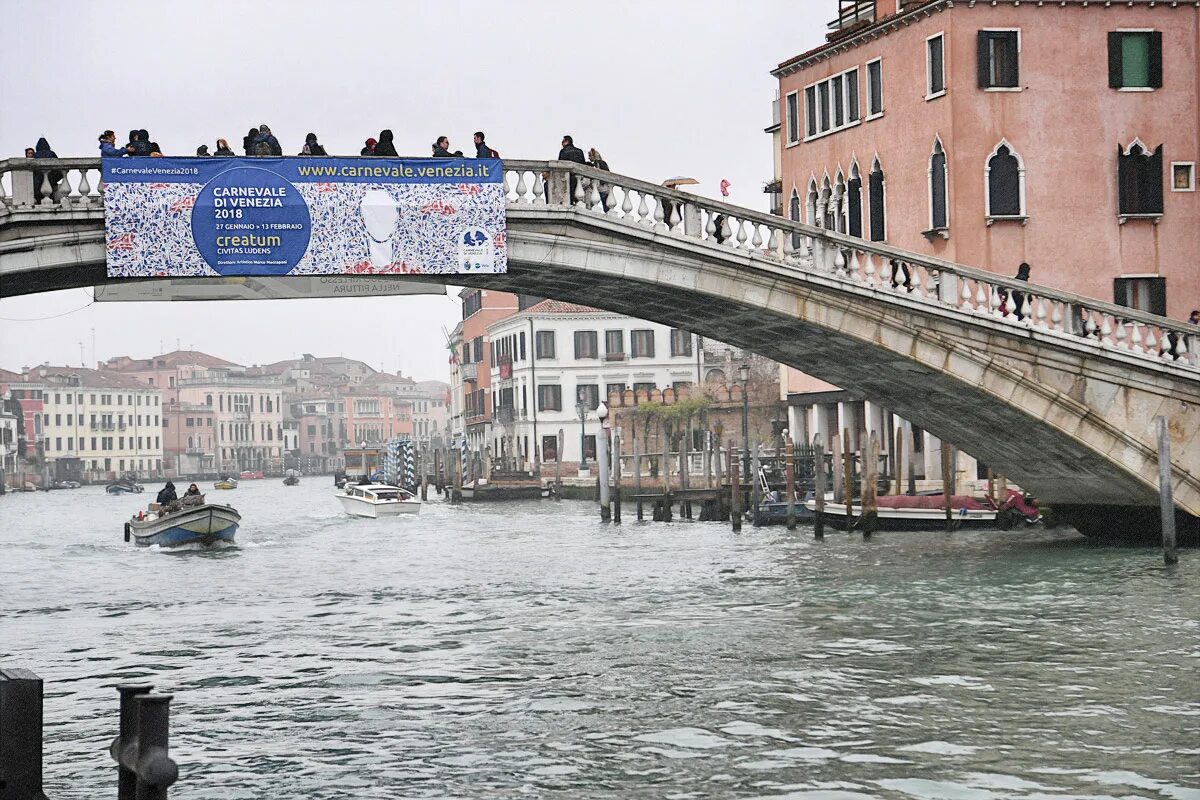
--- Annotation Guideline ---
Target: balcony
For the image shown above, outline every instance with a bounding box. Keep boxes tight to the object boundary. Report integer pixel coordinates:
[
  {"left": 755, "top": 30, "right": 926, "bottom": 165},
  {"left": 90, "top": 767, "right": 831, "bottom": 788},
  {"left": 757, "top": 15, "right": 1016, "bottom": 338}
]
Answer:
[
  {"left": 604, "top": 352, "right": 627, "bottom": 362},
  {"left": 461, "top": 363, "right": 478, "bottom": 382},
  {"left": 828, "top": 0, "right": 874, "bottom": 32}
]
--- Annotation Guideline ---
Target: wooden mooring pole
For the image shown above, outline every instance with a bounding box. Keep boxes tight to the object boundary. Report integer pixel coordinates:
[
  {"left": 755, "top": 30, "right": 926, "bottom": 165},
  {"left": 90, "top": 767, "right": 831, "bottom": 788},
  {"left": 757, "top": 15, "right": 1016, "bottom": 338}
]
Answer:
[
  {"left": 555, "top": 429, "right": 564, "bottom": 501},
  {"left": 842, "top": 428, "right": 854, "bottom": 530},
  {"left": 941, "top": 441, "right": 953, "bottom": 531},
  {"left": 861, "top": 431, "right": 879, "bottom": 537},
  {"left": 1157, "top": 415, "right": 1178, "bottom": 565},
  {"left": 612, "top": 431, "right": 622, "bottom": 524},
  {"left": 730, "top": 439, "right": 742, "bottom": 533},
  {"left": 785, "top": 433, "right": 796, "bottom": 531},
  {"left": 813, "top": 435, "right": 825, "bottom": 539},
  {"left": 633, "top": 438, "right": 643, "bottom": 520}
]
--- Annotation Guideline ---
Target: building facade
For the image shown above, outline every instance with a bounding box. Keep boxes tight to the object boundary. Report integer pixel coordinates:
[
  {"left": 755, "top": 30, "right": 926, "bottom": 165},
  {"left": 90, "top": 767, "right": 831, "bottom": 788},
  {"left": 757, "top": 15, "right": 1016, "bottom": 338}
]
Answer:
[
  {"left": 485, "top": 301, "right": 711, "bottom": 468},
  {"left": 459, "top": 288, "right": 521, "bottom": 452},
  {"left": 176, "top": 371, "right": 285, "bottom": 475}
]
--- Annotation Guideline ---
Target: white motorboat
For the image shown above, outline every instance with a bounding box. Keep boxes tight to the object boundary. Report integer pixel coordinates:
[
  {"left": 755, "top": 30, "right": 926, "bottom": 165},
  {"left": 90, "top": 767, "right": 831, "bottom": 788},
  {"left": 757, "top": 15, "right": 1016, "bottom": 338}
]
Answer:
[{"left": 336, "top": 483, "right": 421, "bottom": 518}]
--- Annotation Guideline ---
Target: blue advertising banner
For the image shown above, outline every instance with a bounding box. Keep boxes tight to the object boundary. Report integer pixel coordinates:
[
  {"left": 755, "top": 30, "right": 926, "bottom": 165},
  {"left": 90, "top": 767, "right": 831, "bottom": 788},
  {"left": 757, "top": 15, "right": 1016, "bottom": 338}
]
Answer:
[{"left": 102, "top": 157, "right": 507, "bottom": 278}]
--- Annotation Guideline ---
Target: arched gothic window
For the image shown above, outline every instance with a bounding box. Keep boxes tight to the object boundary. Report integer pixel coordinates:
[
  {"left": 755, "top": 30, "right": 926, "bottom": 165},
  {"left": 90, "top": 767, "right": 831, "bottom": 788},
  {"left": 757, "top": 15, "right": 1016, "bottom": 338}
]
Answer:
[
  {"left": 928, "top": 138, "right": 949, "bottom": 231},
  {"left": 868, "top": 157, "right": 886, "bottom": 241},
  {"left": 847, "top": 161, "right": 863, "bottom": 238},
  {"left": 789, "top": 189, "right": 803, "bottom": 249},
  {"left": 986, "top": 141, "right": 1024, "bottom": 218}
]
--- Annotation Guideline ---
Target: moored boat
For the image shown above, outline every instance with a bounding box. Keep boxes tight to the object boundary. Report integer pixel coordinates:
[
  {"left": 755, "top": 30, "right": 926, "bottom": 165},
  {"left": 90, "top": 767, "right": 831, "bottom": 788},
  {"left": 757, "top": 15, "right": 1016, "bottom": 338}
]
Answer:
[
  {"left": 461, "top": 470, "right": 544, "bottom": 501},
  {"left": 283, "top": 469, "right": 300, "bottom": 486},
  {"left": 238, "top": 470, "right": 264, "bottom": 480},
  {"left": 124, "top": 500, "right": 240, "bottom": 548},
  {"left": 106, "top": 479, "right": 144, "bottom": 495},
  {"left": 336, "top": 483, "right": 421, "bottom": 518},
  {"left": 801, "top": 491, "right": 1040, "bottom": 531}
]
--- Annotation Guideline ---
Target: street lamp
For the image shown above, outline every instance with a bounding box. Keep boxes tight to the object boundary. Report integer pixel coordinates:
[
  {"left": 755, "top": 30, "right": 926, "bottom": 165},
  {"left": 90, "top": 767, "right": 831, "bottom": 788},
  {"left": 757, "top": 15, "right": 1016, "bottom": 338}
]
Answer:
[
  {"left": 576, "top": 400, "right": 589, "bottom": 471},
  {"left": 738, "top": 362, "right": 751, "bottom": 482}
]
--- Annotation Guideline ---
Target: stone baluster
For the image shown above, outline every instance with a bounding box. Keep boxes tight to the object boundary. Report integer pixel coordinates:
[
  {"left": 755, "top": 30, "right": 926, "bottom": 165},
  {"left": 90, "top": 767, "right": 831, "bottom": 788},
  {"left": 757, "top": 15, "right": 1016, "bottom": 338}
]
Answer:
[
  {"left": 974, "top": 282, "right": 988, "bottom": 314},
  {"left": 653, "top": 196, "right": 666, "bottom": 231},
  {"left": 735, "top": 219, "right": 749, "bottom": 249},
  {"left": 1144, "top": 327, "right": 1158, "bottom": 356},
  {"left": 669, "top": 201, "right": 682, "bottom": 230},
  {"left": 1173, "top": 333, "right": 1189, "bottom": 360},
  {"left": 922, "top": 269, "right": 936, "bottom": 299},
  {"left": 1020, "top": 294, "right": 1033, "bottom": 326},
  {"left": 77, "top": 169, "right": 93, "bottom": 207},
  {"left": 795, "top": 232, "right": 810, "bottom": 262},
  {"left": 767, "top": 228, "right": 782, "bottom": 260},
  {"left": 621, "top": 185, "right": 635, "bottom": 219},
  {"left": 509, "top": 170, "right": 523, "bottom": 202},
  {"left": 1115, "top": 320, "right": 1129, "bottom": 349},
  {"left": 1034, "top": 297, "right": 1048, "bottom": 330},
  {"left": 863, "top": 253, "right": 877, "bottom": 286},
  {"left": 588, "top": 180, "right": 602, "bottom": 212},
  {"left": 573, "top": 175, "right": 586, "bottom": 209},
  {"left": 39, "top": 171, "right": 54, "bottom": 206},
  {"left": 704, "top": 210, "right": 717, "bottom": 240},
  {"left": 1084, "top": 310, "right": 1097, "bottom": 339},
  {"left": 832, "top": 245, "right": 846, "bottom": 276},
  {"left": 848, "top": 250, "right": 862, "bottom": 282},
  {"left": 0, "top": 169, "right": 8, "bottom": 205},
  {"left": 607, "top": 185, "right": 623, "bottom": 218},
  {"left": 532, "top": 172, "right": 545, "bottom": 204},
  {"left": 989, "top": 285, "right": 1003, "bottom": 317},
  {"left": 908, "top": 265, "right": 924, "bottom": 298},
  {"left": 750, "top": 221, "right": 763, "bottom": 251},
  {"left": 1099, "top": 314, "right": 1114, "bottom": 345},
  {"left": 57, "top": 169, "right": 74, "bottom": 207},
  {"left": 1130, "top": 322, "right": 1144, "bottom": 353},
  {"left": 637, "top": 192, "right": 651, "bottom": 227},
  {"left": 781, "top": 227, "right": 795, "bottom": 260}
]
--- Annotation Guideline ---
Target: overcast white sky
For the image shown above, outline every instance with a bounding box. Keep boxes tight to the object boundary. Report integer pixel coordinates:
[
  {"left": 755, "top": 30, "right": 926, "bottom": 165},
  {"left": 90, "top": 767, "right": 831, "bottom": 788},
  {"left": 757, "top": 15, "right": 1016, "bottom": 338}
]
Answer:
[{"left": 0, "top": 0, "right": 826, "bottom": 380}]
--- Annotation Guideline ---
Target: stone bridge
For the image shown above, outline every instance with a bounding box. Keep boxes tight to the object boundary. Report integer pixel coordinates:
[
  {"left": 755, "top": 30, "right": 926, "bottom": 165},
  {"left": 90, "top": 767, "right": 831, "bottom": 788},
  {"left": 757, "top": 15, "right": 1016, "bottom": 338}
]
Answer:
[{"left": 1, "top": 157, "right": 1197, "bottom": 539}]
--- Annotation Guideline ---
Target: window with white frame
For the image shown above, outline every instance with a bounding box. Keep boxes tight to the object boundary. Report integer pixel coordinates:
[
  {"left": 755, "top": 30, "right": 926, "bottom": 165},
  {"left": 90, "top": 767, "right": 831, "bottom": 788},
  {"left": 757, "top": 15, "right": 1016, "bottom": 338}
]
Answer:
[
  {"left": 926, "top": 33, "right": 946, "bottom": 98},
  {"left": 985, "top": 141, "right": 1025, "bottom": 218},
  {"left": 866, "top": 59, "right": 883, "bottom": 116},
  {"left": 1108, "top": 31, "right": 1162, "bottom": 90},
  {"left": 1117, "top": 141, "right": 1163, "bottom": 216},
  {"left": 803, "top": 68, "right": 860, "bottom": 139},
  {"left": 1171, "top": 162, "right": 1195, "bottom": 192},
  {"left": 785, "top": 91, "right": 799, "bottom": 145},
  {"left": 868, "top": 160, "right": 886, "bottom": 241},
  {"left": 847, "top": 162, "right": 863, "bottom": 238},
  {"left": 928, "top": 139, "right": 949, "bottom": 231},
  {"left": 978, "top": 30, "right": 1020, "bottom": 88}
]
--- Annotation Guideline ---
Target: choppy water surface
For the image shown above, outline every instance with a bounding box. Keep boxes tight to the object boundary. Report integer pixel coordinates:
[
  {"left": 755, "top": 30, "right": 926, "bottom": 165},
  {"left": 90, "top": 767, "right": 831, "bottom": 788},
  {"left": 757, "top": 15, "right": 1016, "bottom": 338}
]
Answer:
[{"left": 1, "top": 481, "right": 1197, "bottom": 799}]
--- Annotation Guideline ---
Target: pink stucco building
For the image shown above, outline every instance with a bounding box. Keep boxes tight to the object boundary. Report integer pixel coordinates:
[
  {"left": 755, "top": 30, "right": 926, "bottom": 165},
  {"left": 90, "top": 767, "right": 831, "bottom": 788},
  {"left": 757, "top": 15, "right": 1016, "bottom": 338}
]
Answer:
[
  {"left": 772, "top": 0, "right": 1198, "bottom": 318},
  {"left": 771, "top": 0, "right": 1199, "bottom": 487}
]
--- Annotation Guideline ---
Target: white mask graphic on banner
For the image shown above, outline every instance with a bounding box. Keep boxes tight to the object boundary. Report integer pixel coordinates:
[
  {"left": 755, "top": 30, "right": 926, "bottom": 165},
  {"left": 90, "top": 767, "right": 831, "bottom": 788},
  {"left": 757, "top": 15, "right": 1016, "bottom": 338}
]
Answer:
[{"left": 360, "top": 189, "right": 399, "bottom": 268}]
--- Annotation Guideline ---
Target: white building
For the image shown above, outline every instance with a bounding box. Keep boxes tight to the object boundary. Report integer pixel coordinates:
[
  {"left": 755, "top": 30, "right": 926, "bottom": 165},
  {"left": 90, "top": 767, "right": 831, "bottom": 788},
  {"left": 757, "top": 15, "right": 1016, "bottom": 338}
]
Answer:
[
  {"left": 35, "top": 367, "right": 165, "bottom": 481},
  {"left": 485, "top": 301, "right": 706, "bottom": 468}
]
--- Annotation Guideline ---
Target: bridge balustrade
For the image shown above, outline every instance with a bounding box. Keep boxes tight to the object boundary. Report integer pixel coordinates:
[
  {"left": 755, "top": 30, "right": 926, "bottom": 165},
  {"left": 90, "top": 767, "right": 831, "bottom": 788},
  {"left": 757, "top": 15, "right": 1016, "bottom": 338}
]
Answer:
[{"left": 1, "top": 156, "right": 1195, "bottom": 374}]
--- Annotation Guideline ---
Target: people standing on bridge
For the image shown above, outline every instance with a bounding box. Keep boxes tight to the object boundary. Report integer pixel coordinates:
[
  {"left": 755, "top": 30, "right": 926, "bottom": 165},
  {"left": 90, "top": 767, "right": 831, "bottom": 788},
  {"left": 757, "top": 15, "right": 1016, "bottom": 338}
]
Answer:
[
  {"left": 374, "top": 129, "right": 398, "bottom": 157},
  {"left": 32, "top": 138, "right": 62, "bottom": 203},
  {"left": 138, "top": 130, "right": 163, "bottom": 157},
  {"left": 98, "top": 131, "right": 127, "bottom": 158},
  {"left": 214, "top": 138, "right": 235, "bottom": 157},
  {"left": 24, "top": 147, "right": 35, "bottom": 158},
  {"left": 588, "top": 148, "right": 610, "bottom": 210},
  {"left": 196, "top": 145, "right": 210, "bottom": 156},
  {"left": 473, "top": 132, "right": 498, "bottom": 159},
  {"left": 361, "top": 137, "right": 377, "bottom": 156},
  {"left": 1011, "top": 262, "right": 1031, "bottom": 321},
  {"left": 432, "top": 136, "right": 454, "bottom": 158},
  {"left": 254, "top": 125, "right": 282, "bottom": 156},
  {"left": 557, "top": 135, "right": 586, "bottom": 203},
  {"left": 126, "top": 130, "right": 148, "bottom": 157},
  {"left": 302, "top": 133, "right": 327, "bottom": 156},
  {"left": 242, "top": 128, "right": 259, "bottom": 156}
]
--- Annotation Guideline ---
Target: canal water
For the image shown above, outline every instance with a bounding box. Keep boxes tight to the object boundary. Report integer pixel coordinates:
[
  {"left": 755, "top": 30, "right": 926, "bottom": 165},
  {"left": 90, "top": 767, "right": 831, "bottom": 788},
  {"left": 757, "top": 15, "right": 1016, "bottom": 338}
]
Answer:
[{"left": 1, "top": 481, "right": 1197, "bottom": 799}]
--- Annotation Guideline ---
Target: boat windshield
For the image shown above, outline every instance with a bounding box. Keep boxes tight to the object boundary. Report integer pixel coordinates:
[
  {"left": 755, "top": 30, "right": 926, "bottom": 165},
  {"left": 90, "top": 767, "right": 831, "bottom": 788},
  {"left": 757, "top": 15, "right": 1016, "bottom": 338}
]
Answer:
[{"left": 374, "top": 491, "right": 399, "bottom": 501}]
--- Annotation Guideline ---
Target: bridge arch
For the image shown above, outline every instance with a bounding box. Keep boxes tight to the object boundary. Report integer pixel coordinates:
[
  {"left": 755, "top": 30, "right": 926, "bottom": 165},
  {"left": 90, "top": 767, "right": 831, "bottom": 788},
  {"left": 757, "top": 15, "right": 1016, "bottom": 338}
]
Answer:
[{"left": 1, "top": 157, "right": 1197, "bottom": 539}]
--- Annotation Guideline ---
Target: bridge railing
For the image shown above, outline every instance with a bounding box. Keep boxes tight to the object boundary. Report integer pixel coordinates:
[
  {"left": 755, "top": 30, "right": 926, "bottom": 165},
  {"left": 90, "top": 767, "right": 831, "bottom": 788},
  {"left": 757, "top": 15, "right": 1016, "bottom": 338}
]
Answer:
[
  {"left": 504, "top": 159, "right": 1198, "bottom": 373},
  {"left": 1, "top": 157, "right": 1195, "bottom": 372}
]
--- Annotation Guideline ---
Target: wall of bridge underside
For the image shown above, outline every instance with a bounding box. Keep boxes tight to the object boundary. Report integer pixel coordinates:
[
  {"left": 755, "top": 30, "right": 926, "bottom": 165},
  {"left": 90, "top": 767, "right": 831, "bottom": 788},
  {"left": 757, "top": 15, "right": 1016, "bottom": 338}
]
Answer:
[{"left": 2, "top": 208, "right": 1197, "bottom": 540}]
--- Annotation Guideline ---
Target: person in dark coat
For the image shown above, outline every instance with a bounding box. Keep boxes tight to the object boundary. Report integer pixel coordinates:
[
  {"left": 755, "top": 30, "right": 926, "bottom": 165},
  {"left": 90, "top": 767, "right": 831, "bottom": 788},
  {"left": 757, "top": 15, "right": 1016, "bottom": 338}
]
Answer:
[
  {"left": 302, "top": 132, "right": 327, "bottom": 156},
  {"left": 32, "top": 137, "right": 62, "bottom": 202},
  {"left": 432, "top": 136, "right": 454, "bottom": 158},
  {"left": 156, "top": 481, "right": 177, "bottom": 505},
  {"left": 373, "top": 130, "right": 398, "bottom": 157},
  {"left": 361, "top": 137, "right": 377, "bottom": 156},
  {"left": 473, "top": 131, "right": 496, "bottom": 158},
  {"left": 588, "top": 148, "right": 610, "bottom": 210},
  {"left": 557, "top": 135, "right": 586, "bottom": 203},
  {"left": 254, "top": 125, "right": 282, "bottom": 156},
  {"left": 1010, "top": 262, "right": 1031, "bottom": 320},
  {"left": 196, "top": 144, "right": 210, "bottom": 156},
  {"left": 243, "top": 128, "right": 259, "bottom": 156},
  {"left": 214, "top": 138, "right": 235, "bottom": 156}
]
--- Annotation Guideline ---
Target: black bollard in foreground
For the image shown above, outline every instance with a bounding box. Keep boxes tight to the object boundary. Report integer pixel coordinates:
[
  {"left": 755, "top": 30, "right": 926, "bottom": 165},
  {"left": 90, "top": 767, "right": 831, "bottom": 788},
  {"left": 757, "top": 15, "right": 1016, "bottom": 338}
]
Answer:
[
  {"left": 111, "top": 685, "right": 178, "bottom": 800},
  {"left": 0, "top": 667, "right": 48, "bottom": 800}
]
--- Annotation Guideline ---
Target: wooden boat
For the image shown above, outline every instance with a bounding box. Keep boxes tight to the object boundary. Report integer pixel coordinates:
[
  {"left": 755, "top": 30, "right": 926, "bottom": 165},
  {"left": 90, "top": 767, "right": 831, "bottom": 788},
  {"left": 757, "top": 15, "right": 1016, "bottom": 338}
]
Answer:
[
  {"left": 756, "top": 490, "right": 816, "bottom": 525},
  {"left": 804, "top": 494, "right": 998, "bottom": 531},
  {"left": 462, "top": 470, "right": 544, "bottom": 501},
  {"left": 213, "top": 478, "right": 238, "bottom": 490},
  {"left": 124, "top": 499, "right": 240, "bottom": 548},
  {"left": 283, "top": 474, "right": 299, "bottom": 486},
  {"left": 106, "top": 479, "right": 144, "bottom": 495},
  {"left": 336, "top": 483, "right": 420, "bottom": 518}
]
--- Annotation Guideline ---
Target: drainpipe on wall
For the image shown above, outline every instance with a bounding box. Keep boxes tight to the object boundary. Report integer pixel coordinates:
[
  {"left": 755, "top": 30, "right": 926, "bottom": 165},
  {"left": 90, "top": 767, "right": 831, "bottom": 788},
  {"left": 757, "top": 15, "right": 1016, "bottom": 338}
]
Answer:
[{"left": 530, "top": 316, "right": 539, "bottom": 470}]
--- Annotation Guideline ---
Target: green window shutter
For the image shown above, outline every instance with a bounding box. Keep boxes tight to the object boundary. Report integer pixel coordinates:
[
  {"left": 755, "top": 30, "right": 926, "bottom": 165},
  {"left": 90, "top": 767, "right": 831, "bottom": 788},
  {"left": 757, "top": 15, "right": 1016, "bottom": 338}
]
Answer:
[
  {"left": 977, "top": 31, "right": 991, "bottom": 88},
  {"left": 1122, "top": 33, "right": 1150, "bottom": 87},
  {"left": 1108, "top": 32, "right": 1123, "bottom": 88}
]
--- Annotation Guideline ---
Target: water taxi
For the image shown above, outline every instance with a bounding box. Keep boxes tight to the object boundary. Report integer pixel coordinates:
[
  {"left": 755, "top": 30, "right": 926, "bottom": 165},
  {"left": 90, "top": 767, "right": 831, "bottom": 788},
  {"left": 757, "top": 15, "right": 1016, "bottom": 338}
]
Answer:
[{"left": 336, "top": 483, "right": 421, "bottom": 518}]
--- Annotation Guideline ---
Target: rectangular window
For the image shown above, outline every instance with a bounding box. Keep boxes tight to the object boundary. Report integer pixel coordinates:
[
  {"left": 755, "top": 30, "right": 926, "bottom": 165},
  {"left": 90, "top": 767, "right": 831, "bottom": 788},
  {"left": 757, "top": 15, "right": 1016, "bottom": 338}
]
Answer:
[
  {"left": 472, "top": 336, "right": 483, "bottom": 363},
  {"left": 669, "top": 329, "right": 693, "bottom": 357},
  {"left": 817, "top": 81, "right": 830, "bottom": 132},
  {"left": 978, "top": 30, "right": 1020, "bottom": 88},
  {"left": 537, "top": 384, "right": 562, "bottom": 412},
  {"left": 605, "top": 329, "right": 625, "bottom": 360},
  {"left": 535, "top": 330, "right": 555, "bottom": 359},
  {"left": 831, "top": 75, "right": 844, "bottom": 127},
  {"left": 1113, "top": 277, "right": 1166, "bottom": 316},
  {"left": 519, "top": 332, "right": 526, "bottom": 361},
  {"left": 927, "top": 34, "right": 945, "bottom": 97},
  {"left": 785, "top": 91, "right": 799, "bottom": 145},
  {"left": 582, "top": 435, "right": 597, "bottom": 462},
  {"left": 576, "top": 384, "right": 600, "bottom": 410},
  {"left": 574, "top": 330, "right": 598, "bottom": 359},
  {"left": 462, "top": 289, "right": 482, "bottom": 318},
  {"left": 867, "top": 59, "right": 883, "bottom": 116},
  {"left": 1109, "top": 31, "right": 1162, "bottom": 89},
  {"left": 631, "top": 329, "right": 655, "bottom": 358},
  {"left": 1172, "top": 162, "right": 1196, "bottom": 192},
  {"left": 541, "top": 434, "right": 559, "bottom": 462},
  {"left": 804, "top": 86, "right": 817, "bottom": 137}
]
